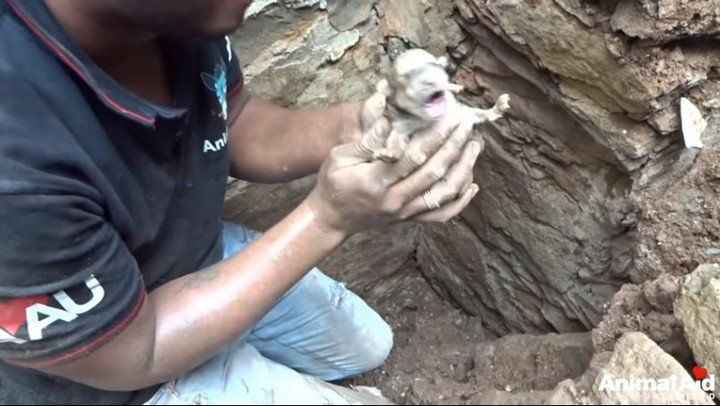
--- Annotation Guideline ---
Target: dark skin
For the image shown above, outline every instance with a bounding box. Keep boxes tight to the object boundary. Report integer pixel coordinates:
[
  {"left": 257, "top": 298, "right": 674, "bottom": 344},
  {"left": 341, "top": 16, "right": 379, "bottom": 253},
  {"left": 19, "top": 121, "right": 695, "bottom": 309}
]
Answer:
[
  {"left": 47, "top": 0, "right": 364, "bottom": 183},
  {"left": 33, "top": 0, "right": 480, "bottom": 391}
]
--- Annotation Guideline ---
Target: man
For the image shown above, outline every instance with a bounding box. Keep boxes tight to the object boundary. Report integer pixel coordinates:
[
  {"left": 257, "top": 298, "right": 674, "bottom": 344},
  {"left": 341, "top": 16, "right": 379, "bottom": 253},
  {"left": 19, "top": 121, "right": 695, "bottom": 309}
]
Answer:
[{"left": 0, "top": 0, "right": 481, "bottom": 403}]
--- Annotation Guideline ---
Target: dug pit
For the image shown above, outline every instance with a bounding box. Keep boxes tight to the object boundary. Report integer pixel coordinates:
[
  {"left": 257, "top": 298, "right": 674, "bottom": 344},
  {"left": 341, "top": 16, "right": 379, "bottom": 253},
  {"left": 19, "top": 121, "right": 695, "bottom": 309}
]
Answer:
[{"left": 225, "top": 0, "right": 720, "bottom": 403}]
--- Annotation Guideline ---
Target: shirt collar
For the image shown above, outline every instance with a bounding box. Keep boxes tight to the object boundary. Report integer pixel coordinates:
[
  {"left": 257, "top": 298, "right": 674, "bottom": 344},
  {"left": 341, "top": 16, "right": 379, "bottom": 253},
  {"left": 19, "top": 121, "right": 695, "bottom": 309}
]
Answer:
[{"left": 6, "top": 0, "right": 187, "bottom": 127}]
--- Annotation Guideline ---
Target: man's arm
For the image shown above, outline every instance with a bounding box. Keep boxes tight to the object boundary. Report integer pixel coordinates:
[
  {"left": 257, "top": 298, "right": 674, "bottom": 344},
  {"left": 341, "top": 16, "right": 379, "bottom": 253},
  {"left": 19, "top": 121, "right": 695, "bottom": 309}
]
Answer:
[
  {"left": 35, "top": 106, "right": 480, "bottom": 392},
  {"left": 226, "top": 90, "right": 363, "bottom": 183},
  {"left": 42, "top": 200, "right": 347, "bottom": 391}
]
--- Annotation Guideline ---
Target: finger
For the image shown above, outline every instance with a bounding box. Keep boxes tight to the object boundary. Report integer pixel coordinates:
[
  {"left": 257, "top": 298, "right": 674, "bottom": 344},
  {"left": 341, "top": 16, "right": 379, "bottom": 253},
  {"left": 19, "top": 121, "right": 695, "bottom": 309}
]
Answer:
[
  {"left": 361, "top": 91, "right": 387, "bottom": 132},
  {"left": 330, "top": 118, "right": 391, "bottom": 168},
  {"left": 471, "top": 134, "right": 485, "bottom": 154},
  {"left": 393, "top": 122, "right": 477, "bottom": 203},
  {"left": 386, "top": 113, "right": 465, "bottom": 182},
  {"left": 398, "top": 140, "right": 480, "bottom": 219},
  {"left": 428, "top": 141, "right": 479, "bottom": 204},
  {"left": 412, "top": 184, "right": 479, "bottom": 223}
]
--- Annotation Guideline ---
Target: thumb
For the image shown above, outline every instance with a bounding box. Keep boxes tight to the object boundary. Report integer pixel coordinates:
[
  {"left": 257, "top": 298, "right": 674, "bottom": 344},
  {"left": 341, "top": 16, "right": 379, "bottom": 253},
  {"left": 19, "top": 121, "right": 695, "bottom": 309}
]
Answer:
[
  {"left": 361, "top": 91, "right": 387, "bottom": 132},
  {"left": 328, "top": 118, "right": 392, "bottom": 171}
]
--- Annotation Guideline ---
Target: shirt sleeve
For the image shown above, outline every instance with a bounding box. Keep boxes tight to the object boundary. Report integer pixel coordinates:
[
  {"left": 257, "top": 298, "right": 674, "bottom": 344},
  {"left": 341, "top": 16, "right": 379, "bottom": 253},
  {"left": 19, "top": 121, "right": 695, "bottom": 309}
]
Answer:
[{"left": 0, "top": 76, "right": 145, "bottom": 367}]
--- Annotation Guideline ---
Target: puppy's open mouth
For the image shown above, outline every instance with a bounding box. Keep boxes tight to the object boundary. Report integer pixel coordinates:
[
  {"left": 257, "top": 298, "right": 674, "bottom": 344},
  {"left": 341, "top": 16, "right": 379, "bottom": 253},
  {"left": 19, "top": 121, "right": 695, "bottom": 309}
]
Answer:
[{"left": 423, "top": 90, "right": 448, "bottom": 119}]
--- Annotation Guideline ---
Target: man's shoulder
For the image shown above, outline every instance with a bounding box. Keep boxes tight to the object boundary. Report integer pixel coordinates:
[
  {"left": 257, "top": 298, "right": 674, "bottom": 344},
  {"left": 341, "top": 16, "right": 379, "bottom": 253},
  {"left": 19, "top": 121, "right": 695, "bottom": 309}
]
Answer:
[
  {"left": 0, "top": 9, "right": 59, "bottom": 107},
  {"left": 0, "top": 0, "right": 79, "bottom": 93},
  {"left": 0, "top": 68, "right": 64, "bottom": 135},
  {"left": 0, "top": 66, "right": 89, "bottom": 194},
  {"left": 0, "top": 1, "right": 9, "bottom": 17},
  {"left": 0, "top": 1, "right": 40, "bottom": 65},
  {"left": 0, "top": 22, "right": 84, "bottom": 136}
]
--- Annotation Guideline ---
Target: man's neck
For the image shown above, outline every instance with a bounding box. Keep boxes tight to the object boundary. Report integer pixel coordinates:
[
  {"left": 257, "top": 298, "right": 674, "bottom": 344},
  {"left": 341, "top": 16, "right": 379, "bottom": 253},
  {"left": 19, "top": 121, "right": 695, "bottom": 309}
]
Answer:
[
  {"left": 45, "top": 0, "right": 156, "bottom": 57},
  {"left": 44, "top": 0, "right": 173, "bottom": 106}
]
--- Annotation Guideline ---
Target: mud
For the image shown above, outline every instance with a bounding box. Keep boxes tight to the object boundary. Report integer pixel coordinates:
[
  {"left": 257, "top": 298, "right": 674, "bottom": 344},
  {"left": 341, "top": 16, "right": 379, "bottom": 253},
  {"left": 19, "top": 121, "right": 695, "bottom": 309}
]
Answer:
[{"left": 347, "top": 270, "right": 594, "bottom": 404}]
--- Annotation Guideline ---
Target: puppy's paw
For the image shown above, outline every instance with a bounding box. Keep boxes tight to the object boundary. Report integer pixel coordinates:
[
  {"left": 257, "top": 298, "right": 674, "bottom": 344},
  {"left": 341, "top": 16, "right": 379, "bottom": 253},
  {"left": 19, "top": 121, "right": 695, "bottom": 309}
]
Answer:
[
  {"left": 448, "top": 83, "right": 465, "bottom": 94},
  {"left": 495, "top": 93, "right": 511, "bottom": 113},
  {"left": 373, "top": 148, "right": 403, "bottom": 163}
]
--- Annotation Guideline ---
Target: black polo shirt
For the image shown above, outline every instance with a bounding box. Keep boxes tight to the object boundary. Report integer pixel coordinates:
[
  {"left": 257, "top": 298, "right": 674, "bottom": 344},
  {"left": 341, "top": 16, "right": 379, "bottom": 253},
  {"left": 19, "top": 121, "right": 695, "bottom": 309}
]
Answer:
[{"left": 0, "top": 0, "right": 243, "bottom": 403}]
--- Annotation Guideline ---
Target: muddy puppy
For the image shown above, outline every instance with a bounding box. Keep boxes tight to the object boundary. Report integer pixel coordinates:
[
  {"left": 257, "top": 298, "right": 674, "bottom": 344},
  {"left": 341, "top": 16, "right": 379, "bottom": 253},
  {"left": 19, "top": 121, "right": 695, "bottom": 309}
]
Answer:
[{"left": 373, "top": 49, "right": 510, "bottom": 162}]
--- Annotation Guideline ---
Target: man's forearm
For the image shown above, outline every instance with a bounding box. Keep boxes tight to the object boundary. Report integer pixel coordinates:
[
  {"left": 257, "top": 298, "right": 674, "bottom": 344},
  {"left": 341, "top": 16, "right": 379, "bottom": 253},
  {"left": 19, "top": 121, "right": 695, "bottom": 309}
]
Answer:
[
  {"left": 44, "top": 200, "right": 348, "bottom": 391},
  {"left": 227, "top": 97, "right": 362, "bottom": 183}
]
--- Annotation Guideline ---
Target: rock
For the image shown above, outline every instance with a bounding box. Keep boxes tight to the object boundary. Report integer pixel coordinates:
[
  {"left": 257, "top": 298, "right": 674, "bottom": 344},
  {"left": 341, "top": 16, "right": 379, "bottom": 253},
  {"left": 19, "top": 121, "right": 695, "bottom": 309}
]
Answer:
[
  {"left": 675, "top": 264, "right": 720, "bottom": 376},
  {"left": 633, "top": 146, "right": 720, "bottom": 284},
  {"left": 327, "top": 29, "right": 360, "bottom": 62},
  {"left": 466, "top": 0, "right": 716, "bottom": 119},
  {"left": 245, "top": 0, "right": 328, "bottom": 19},
  {"left": 611, "top": 0, "right": 720, "bottom": 42},
  {"left": 234, "top": 13, "right": 369, "bottom": 107},
  {"left": 377, "top": 0, "right": 430, "bottom": 48},
  {"left": 681, "top": 97, "right": 708, "bottom": 148},
  {"left": 410, "top": 377, "right": 435, "bottom": 400},
  {"left": 244, "top": 0, "right": 279, "bottom": 18},
  {"left": 328, "top": 0, "right": 377, "bottom": 31},
  {"left": 592, "top": 273, "right": 690, "bottom": 361},
  {"left": 584, "top": 332, "right": 713, "bottom": 404},
  {"left": 568, "top": 332, "right": 711, "bottom": 404},
  {"left": 648, "top": 106, "right": 680, "bottom": 135},
  {"left": 473, "top": 332, "right": 713, "bottom": 405}
]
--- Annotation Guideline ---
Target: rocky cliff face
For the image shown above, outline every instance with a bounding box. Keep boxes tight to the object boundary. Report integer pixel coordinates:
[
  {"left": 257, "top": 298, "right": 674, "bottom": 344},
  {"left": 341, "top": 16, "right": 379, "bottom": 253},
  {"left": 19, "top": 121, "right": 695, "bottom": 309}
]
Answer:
[
  {"left": 418, "top": 0, "right": 719, "bottom": 337},
  {"left": 225, "top": 0, "right": 720, "bottom": 340}
]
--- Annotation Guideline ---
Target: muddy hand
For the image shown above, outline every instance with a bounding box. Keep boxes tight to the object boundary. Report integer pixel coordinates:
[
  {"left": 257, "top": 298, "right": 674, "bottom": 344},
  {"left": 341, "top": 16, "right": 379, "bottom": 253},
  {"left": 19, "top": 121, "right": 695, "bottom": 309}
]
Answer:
[{"left": 306, "top": 112, "right": 482, "bottom": 235}]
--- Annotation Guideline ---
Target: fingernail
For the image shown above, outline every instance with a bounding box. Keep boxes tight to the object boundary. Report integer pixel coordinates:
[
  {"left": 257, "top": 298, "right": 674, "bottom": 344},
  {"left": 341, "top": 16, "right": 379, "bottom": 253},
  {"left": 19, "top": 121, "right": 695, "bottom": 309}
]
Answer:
[
  {"left": 470, "top": 184, "right": 479, "bottom": 196},
  {"left": 471, "top": 142, "right": 481, "bottom": 155}
]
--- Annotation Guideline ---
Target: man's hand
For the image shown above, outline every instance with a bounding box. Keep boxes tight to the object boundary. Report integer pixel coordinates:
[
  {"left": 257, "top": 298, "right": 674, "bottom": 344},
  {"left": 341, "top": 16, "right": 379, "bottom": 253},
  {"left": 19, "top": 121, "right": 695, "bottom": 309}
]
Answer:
[
  {"left": 306, "top": 92, "right": 482, "bottom": 235},
  {"left": 335, "top": 92, "right": 386, "bottom": 145}
]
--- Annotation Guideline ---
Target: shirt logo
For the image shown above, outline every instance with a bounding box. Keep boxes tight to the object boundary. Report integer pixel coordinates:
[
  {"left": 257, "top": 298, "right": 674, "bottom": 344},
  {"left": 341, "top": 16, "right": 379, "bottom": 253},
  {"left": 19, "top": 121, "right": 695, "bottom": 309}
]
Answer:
[
  {"left": 203, "top": 131, "right": 228, "bottom": 154},
  {"left": 201, "top": 63, "right": 228, "bottom": 121},
  {"left": 201, "top": 63, "right": 229, "bottom": 154},
  {"left": 0, "top": 276, "right": 105, "bottom": 344}
]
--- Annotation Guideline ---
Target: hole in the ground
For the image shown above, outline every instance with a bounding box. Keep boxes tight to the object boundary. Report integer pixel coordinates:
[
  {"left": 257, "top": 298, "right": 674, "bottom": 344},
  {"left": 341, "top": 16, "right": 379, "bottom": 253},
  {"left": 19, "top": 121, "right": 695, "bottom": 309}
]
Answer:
[{"left": 343, "top": 263, "right": 593, "bottom": 404}]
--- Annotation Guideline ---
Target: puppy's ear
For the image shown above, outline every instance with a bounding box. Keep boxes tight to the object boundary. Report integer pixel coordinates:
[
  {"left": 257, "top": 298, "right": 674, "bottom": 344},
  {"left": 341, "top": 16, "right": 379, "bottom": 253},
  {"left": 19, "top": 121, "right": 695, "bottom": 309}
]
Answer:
[
  {"left": 437, "top": 56, "right": 448, "bottom": 67},
  {"left": 376, "top": 79, "right": 393, "bottom": 97}
]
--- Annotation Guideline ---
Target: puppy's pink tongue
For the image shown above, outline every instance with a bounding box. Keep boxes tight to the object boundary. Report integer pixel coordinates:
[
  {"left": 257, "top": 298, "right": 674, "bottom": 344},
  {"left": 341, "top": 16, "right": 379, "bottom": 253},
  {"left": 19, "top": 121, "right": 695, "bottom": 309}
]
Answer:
[{"left": 425, "top": 96, "right": 448, "bottom": 119}]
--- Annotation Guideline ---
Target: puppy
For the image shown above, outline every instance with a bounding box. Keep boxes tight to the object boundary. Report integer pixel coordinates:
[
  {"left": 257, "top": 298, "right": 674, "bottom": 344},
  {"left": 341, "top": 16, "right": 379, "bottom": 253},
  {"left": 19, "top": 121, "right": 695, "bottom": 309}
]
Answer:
[{"left": 373, "top": 49, "right": 510, "bottom": 162}]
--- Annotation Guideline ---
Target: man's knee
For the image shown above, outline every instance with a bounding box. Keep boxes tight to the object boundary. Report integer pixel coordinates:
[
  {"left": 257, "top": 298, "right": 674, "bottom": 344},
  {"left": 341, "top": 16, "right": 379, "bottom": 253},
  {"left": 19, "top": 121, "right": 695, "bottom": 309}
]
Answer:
[
  {"left": 272, "top": 269, "right": 395, "bottom": 378},
  {"left": 341, "top": 311, "right": 394, "bottom": 378},
  {"left": 360, "top": 317, "right": 394, "bottom": 372}
]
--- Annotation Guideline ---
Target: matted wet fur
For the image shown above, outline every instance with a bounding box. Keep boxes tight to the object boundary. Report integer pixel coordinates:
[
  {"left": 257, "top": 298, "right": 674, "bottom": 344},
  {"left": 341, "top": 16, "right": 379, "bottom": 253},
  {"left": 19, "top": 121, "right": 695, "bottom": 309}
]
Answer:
[{"left": 373, "top": 49, "right": 511, "bottom": 162}]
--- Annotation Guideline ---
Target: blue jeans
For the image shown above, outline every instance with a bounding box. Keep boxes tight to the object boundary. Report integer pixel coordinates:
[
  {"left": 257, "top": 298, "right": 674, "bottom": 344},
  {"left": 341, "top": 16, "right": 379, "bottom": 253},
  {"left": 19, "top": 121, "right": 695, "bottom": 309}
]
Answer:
[{"left": 146, "top": 223, "right": 393, "bottom": 404}]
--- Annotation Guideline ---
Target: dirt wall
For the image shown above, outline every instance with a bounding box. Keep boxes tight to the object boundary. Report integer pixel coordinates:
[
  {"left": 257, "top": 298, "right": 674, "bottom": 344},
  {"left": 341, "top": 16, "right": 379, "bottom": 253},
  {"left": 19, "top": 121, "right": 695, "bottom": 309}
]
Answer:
[{"left": 225, "top": 0, "right": 720, "bottom": 340}]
